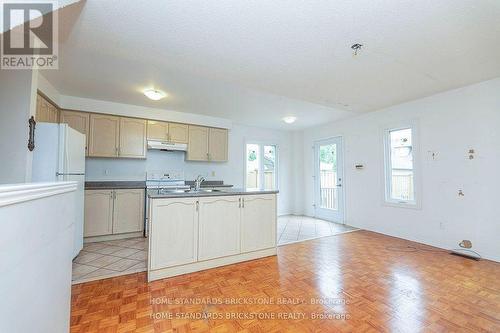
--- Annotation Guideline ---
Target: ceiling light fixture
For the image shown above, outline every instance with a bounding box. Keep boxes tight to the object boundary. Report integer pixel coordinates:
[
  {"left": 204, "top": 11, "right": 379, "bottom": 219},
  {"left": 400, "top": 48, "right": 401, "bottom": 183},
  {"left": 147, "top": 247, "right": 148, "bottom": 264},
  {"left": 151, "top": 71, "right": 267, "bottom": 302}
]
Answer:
[
  {"left": 351, "top": 43, "right": 363, "bottom": 56},
  {"left": 283, "top": 116, "right": 297, "bottom": 124},
  {"left": 144, "top": 89, "right": 166, "bottom": 101}
]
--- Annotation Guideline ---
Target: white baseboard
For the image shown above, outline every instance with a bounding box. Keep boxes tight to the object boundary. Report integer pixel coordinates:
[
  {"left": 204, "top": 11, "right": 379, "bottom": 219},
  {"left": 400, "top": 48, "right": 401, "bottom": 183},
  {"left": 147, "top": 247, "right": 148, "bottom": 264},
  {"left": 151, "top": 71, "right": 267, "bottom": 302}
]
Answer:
[{"left": 84, "top": 231, "right": 144, "bottom": 243}]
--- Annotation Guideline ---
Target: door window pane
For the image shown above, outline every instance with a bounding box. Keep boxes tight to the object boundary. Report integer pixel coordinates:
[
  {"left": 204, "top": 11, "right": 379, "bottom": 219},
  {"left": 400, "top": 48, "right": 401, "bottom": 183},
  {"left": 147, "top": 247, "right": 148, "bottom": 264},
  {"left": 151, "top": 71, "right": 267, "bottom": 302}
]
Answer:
[
  {"left": 246, "top": 144, "right": 260, "bottom": 189},
  {"left": 264, "top": 145, "right": 276, "bottom": 190},
  {"left": 319, "top": 143, "right": 338, "bottom": 210}
]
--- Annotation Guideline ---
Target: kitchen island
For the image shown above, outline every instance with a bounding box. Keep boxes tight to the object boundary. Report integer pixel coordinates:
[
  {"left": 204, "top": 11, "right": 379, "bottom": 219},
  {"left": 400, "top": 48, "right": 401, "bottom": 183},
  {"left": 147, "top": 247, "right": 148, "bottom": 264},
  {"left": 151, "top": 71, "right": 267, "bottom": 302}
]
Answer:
[{"left": 147, "top": 189, "right": 278, "bottom": 281}]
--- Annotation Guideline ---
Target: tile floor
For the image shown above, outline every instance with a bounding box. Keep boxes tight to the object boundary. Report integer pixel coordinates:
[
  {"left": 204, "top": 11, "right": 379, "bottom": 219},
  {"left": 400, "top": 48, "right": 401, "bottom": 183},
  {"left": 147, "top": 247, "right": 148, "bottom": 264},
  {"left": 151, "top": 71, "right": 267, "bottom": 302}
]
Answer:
[
  {"left": 277, "top": 215, "right": 358, "bottom": 245},
  {"left": 72, "top": 237, "right": 147, "bottom": 284}
]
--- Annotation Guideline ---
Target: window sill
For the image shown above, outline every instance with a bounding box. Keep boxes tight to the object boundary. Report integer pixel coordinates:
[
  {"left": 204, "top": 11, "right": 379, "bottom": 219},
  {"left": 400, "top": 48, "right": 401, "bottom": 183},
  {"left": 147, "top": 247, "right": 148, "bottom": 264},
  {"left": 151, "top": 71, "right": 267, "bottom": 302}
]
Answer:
[{"left": 382, "top": 200, "right": 421, "bottom": 210}]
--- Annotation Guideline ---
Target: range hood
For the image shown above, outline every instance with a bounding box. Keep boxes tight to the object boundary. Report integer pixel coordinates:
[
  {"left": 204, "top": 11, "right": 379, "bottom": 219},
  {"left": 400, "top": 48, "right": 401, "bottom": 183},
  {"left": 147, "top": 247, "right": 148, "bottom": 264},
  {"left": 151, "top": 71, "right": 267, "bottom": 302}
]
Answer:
[{"left": 147, "top": 140, "right": 187, "bottom": 151}]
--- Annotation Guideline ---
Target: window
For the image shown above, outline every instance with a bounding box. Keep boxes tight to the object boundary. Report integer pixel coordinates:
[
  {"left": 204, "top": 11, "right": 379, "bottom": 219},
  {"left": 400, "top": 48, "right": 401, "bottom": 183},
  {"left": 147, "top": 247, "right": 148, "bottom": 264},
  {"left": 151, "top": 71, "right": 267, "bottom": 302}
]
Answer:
[
  {"left": 384, "top": 126, "right": 418, "bottom": 206},
  {"left": 245, "top": 143, "right": 278, "bottom": 190}
]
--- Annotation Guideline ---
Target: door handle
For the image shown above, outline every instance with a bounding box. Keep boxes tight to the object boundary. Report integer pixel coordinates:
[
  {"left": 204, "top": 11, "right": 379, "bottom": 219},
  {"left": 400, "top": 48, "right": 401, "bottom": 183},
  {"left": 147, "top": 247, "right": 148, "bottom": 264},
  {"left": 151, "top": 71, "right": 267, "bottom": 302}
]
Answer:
[{"left": 336, "top": 184, "right": 342, "bottom": 187}]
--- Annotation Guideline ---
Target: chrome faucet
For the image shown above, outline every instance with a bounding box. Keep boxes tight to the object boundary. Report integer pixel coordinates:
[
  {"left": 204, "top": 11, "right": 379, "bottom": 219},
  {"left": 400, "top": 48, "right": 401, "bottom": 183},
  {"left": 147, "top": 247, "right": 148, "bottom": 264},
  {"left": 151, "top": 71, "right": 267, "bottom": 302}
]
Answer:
[{"left": 194, "top": 175, "right": 205, "bottom": 191}]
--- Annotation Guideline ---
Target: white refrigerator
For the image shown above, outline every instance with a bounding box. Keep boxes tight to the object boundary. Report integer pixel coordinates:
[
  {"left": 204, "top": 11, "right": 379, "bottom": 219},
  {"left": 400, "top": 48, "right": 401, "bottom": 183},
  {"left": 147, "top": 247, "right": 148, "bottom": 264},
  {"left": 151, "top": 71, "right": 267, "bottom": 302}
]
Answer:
[{"left": 32, "top": 123, "right": 86, "bottom": 259}]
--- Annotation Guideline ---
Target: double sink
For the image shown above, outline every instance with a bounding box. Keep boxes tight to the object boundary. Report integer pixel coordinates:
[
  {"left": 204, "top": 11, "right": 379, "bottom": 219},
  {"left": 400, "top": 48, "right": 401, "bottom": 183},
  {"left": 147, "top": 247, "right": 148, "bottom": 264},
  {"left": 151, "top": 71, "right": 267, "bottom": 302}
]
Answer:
[{"left": 158, "top": 188, "right": 223, "bottom": 194}]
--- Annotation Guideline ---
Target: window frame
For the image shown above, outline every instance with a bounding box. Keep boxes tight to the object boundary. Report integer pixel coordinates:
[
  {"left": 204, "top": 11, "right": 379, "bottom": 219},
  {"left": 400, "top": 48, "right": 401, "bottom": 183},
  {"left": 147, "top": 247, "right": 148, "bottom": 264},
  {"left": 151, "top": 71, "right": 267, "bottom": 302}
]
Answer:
[
  {"left": 243, "top": 141, "right": 279, "bottom": 190},
  {"left": 382, "top": 121, "right": 421, "bottom": 209}
]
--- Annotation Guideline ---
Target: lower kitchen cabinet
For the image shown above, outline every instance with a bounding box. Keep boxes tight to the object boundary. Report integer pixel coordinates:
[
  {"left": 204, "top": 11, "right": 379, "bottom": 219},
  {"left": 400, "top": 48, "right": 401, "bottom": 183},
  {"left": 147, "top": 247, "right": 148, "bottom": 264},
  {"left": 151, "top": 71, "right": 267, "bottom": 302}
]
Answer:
[
  {"left": 84, "top": 189, "right": 145, "bottom": 238},
  {"left": 113, "top": 189, "right": 145, "bottom": 234},
  {"left": 84, "top": 190, "right": 113, "bottom": 237},
  {"left": 241, "top": 194, "right": 277, "bottom": 253},
  {"left": 198, "top": 196, "right": 241, "bottom": 261},
  {"left": 149, "top": 198, "right": 199, "bottom": 270}
]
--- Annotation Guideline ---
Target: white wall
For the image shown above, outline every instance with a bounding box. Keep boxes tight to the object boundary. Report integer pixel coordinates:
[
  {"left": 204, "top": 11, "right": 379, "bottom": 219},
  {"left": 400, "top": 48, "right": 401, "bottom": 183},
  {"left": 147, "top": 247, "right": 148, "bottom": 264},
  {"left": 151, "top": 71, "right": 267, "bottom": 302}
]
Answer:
[
  {"left": 0, "top": 70, "right": 38, "bottom": 184},
  {"left": 0, "top": 182, "right": 76, "bottom": 333},
  {"left": 300, "top": 77, "right": 500, "bottom": 262},
  {"left": 86, "top": 123, "right": 295, "bottom": 215}
]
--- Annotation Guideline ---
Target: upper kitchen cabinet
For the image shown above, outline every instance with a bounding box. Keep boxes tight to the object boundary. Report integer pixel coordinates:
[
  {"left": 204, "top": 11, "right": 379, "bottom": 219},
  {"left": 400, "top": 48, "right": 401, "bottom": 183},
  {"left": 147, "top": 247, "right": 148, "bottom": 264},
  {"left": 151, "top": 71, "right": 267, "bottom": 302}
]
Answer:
[
  {"left": 186, "top": 125, "right": 209, "bottom": 161},
  {"left": 168, "top": 123, "right": 189, "bottom": 143},
  {"left": 119, "top": 117, "right": 147, "bottom": 158},
  {"left": 88, "top": 115, "right": 146, "bottom": 158},
  {"left": 208, "top": 128, "right": 228, "bottom": 162},
  {"left": 186, "top": 126, "right": 228, "bottom": 162},
  {"left": 60, "top": 110, "right": 90, "bottom": 156},
  {"left": 147, "top": 120, "right": 169, "bottom": 141},
  {"left": 88, "top": 114, "right": 120, "bottom": 157},
  {"left": 36, "top": 94, "right": 59, "bottom": 123}
]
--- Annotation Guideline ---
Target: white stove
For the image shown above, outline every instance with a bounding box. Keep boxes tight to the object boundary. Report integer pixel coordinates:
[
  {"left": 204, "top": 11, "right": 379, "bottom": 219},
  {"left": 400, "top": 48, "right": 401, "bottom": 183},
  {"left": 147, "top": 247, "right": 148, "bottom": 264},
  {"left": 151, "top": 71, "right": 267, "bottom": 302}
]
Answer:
[{"left": 146, "top": 171, "right": 190, "bottom": 192}]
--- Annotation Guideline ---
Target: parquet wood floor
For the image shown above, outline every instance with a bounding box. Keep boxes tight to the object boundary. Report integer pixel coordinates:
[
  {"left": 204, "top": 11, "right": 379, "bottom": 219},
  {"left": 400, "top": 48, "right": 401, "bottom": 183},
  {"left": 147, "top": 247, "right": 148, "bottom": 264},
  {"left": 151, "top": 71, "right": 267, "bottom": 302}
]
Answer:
[{"left": 71, "top": 231, "right": 500, "bottom": 332}]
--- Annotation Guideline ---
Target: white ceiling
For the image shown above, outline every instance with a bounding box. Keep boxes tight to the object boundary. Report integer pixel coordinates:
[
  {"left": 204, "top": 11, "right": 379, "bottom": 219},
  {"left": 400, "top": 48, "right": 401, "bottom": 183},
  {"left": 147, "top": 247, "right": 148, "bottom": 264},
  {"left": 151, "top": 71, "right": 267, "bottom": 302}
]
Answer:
[{"left": 42, "top": 0, "right": 500, "bottom": 130}]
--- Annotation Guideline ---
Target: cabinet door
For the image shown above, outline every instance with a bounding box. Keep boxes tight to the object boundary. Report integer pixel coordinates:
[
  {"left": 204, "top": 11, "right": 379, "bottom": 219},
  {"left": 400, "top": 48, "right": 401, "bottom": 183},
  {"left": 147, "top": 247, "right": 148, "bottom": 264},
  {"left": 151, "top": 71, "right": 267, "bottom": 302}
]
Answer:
[
  {"left": 149, "top": 198, "right": 198, "bottom": 270},
  {"left": 84, "top": 190, "right": 113, "bottom": 237},
  {"left": 147, "top": 120, "right": 169, "bottom": 141},
  {"left": 186, "top": 125, "right": 209, "bottom": 161},
  {"left": 208, "top": 128, "right": 228, "bottom": 162},
  {"left": 35, "top": 94, "right": 51, "bottom": 123},
  {"left": 60, "top": 110, "right": 90, "bottom": 156},
  {"left": 240, "top": 194, "right": 276, "bottom": 253},
  {"left": 113, "top": 189, "right": 145, "bottom": 234},
  {"left": 88, "top": 114, "right": 120, "bottom": 157},
  {"left": 168, "top": 123, "right": 188, "bottom": 143},
  {"left": 48, "top": 103, "right": 60, "bottom": 123},
  {"left": 119, "top": 117, "right": 147, "bottom": 158},
  {"left": 198, "top": 196, "right": 240, "bottom": 261}
]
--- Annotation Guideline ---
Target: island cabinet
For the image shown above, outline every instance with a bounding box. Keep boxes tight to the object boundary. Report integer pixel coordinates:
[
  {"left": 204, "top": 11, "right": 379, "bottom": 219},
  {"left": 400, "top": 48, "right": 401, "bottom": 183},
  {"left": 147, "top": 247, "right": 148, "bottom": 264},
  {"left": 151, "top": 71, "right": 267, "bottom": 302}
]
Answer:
[
  {"left": 198, "top": 196, "right": 241, "bottom": 261},
  {"left": 240, "top": 195, "right": 276, "bottom": 253},
  {"left": 148, "top": 193, "right": 277, "bottom": 281},
  {"left": 149, "top": 198, "right": 199, "bottom": 270}
]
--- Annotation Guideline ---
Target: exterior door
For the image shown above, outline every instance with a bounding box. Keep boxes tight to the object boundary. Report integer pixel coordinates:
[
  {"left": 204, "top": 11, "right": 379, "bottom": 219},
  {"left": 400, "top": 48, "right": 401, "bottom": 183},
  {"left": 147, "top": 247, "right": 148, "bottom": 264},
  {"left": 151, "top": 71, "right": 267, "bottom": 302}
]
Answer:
[{"left": 314, "top": 137, "right": 344, "bottom": 222}]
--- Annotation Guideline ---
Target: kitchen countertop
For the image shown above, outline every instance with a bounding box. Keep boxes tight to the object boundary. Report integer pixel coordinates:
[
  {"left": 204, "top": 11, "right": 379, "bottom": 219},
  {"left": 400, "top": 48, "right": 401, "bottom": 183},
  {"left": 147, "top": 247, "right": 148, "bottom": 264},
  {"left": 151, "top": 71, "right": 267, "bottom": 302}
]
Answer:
[
  {"left": 85, "top": 181, "right": 146, "bottom": 190},
  {"left": 148, "top": 188, "right": 278, "bottom": 199}
]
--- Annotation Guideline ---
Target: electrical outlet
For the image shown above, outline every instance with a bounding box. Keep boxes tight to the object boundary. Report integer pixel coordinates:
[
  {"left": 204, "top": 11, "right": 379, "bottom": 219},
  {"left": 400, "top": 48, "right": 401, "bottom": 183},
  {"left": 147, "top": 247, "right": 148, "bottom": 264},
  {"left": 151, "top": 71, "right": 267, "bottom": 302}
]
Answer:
[
  {"left": 104, "top": 169, "right": 109, "bottom": 175},
  {"left": 439, "top": 221, "right": 445, "bottom": 230},
  {"left": 211, "top": 171, "right": 216, "bottom": 177}
]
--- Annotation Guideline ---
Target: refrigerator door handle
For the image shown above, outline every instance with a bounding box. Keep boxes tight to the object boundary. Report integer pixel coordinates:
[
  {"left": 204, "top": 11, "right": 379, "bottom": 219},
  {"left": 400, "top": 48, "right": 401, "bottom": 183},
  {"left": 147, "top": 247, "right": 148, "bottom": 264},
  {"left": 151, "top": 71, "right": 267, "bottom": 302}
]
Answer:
[{"left": 56, "top": 172, "right": 85, "bottom": 176}]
